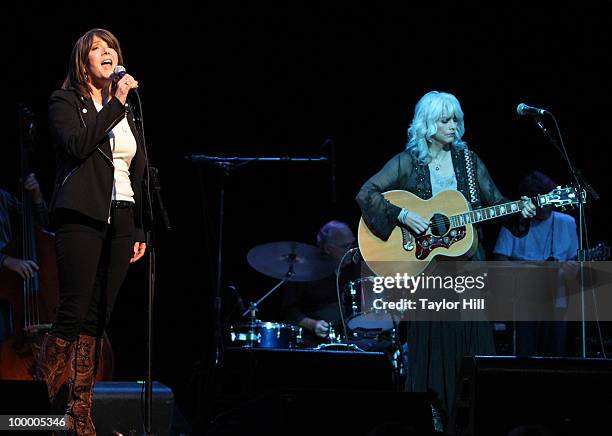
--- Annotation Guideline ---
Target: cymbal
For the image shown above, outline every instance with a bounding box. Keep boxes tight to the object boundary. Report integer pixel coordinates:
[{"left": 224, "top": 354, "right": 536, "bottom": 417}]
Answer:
[{"left": 247, "top": 241, "right": 336, "bottom": 282}]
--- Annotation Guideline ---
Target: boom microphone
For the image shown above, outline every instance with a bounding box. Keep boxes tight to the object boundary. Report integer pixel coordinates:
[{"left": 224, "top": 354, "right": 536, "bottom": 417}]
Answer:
[{"left": 516, "top": 103, "right": 548, "bottom": 116}]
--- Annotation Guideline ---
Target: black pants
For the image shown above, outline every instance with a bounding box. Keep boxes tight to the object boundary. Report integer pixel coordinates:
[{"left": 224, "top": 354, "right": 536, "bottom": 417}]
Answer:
[{"left": 50, "top": 205, "right": 134, "bottom": 341}]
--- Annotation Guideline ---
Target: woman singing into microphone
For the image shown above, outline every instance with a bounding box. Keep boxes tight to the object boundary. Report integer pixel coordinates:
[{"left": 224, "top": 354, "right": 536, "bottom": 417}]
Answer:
[{"left": 33, "top": 28, "right": 146, "bottom": 435}]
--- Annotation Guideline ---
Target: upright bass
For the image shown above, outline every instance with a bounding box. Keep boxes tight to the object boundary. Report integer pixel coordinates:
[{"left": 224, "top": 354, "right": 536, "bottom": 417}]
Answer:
[{"left": 0, "top": 105, "right": 113, "bottom": 381}]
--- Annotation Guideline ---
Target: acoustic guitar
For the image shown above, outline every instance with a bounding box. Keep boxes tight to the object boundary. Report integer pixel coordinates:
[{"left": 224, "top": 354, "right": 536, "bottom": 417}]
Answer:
[{"left": 358, "top": 187, "right": 583, "bottom": 277}]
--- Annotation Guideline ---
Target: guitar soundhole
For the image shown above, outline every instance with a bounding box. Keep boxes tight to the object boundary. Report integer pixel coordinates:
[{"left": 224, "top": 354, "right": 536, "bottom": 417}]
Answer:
[{"left": 430, "top": 213, "right": 450, "bottom": 237}]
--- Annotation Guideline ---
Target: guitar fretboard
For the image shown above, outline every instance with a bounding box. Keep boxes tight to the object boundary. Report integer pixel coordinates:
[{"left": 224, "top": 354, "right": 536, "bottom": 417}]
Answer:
[{"left": 449, "top": 200, "right": 526, "bottom": 227}]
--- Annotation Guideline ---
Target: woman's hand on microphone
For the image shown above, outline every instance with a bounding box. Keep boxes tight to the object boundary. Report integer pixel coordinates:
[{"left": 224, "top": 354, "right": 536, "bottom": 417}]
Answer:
[{"left": 115, "top": 74, "right": 139, "bottom": 104}]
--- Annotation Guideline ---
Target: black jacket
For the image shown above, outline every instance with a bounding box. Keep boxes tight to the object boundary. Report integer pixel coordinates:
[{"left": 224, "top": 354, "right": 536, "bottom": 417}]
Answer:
[{"left": 48, "top": 88, "right": 146, "bottom": 241}]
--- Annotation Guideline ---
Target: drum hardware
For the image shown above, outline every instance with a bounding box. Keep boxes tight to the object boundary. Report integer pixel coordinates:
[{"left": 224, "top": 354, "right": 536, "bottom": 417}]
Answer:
[
  {"left": 229, "top": 241, "right": 335, "bottom": 350},
  {"left": 242, "top": 241, "right": 337, "bottom": 321},
  {"left": 188, "top": 154, "right": 329, "bottom": 372},
  {"left": 327, "top": 325, "right": 342, "bottom": 343},
  {"left": 314, "top": 343, "right": 364, "bottom": 352},
  {"left": 239, "top": 240, "right": 404, "bottom": 359},
  {"left": 342, "top": 277, "right": 395, "bottom": 332},
  {"left": 247, "top": 241, "right": 336, "bottom": 282},
  {"left": 230, "top": 321, "right": 302, "bottom": 349}
]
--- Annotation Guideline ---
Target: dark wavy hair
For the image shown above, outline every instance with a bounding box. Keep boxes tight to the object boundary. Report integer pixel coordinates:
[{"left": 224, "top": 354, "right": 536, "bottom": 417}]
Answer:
[
  {"left": 519, "top": 170, "right": 556, "bottom": 197},
  {"left": 62, "top": 28, "right": 124, "bottom": 99}
]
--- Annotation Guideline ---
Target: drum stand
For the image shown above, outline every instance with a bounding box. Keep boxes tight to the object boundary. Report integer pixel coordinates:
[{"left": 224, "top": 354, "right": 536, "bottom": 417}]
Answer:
[
  {"left": 391, "top": 317, "right": 408, "bottom": 391},
  {"left": 241, "top": 269, "right": 296, "bottom": 347},
  {"left": 187, "top": 154, "right": 330, "bottom": 359}
]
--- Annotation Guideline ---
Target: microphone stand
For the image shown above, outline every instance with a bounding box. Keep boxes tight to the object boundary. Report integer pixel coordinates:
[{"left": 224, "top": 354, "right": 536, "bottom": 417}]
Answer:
[
  {"left": 187, "top": 154, "right": 329, "bottom": 362},
  {"left": 132, "top": 89, "right": 173, "bottom": 436},
  {"left": 531, "top": 116, "right": 592, "bottom": 358},
  {"left": 189, "top": 155, "right": 329, "bottom": 164},
  {"left": 316, "top": 138, "right": 336, "bottom": 203},
  {"left": 143, "top": 166, "right": 172, "bottom": 436},
  {"left": 187, "top": 153, "right": 329, "bottom": 429}
]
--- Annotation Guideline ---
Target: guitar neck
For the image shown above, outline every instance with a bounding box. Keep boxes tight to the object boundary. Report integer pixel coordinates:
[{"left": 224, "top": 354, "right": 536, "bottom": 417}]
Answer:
[{"left": 450, "top": 197, "right": 537, "bottom": 227}]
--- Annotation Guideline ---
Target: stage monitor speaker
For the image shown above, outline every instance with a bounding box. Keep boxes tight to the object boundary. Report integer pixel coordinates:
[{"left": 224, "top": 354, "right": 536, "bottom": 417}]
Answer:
[
  {"left": 449, "top": 356, "right": 612, "bottom": 436},
  {"left": 220, "top": 347, "right": 396, "bottom": 398},
  {"left": 92, "top": 381, "right": 174, "bottom": 436}
]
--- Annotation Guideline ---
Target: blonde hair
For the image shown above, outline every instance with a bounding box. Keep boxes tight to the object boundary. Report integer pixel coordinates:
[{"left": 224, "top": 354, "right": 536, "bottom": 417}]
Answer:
[{"left": 406, "top": 91, "right": 467, "bottom": 165}]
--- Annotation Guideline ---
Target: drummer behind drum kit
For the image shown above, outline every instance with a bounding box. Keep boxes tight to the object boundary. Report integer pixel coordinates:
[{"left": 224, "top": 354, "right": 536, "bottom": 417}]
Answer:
[{"left": 228, "top": 241, "right": 399, "bottom": 354}]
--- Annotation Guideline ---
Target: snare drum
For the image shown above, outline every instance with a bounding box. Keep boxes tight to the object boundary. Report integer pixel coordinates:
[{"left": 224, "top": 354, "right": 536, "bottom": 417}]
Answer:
[
  {"left": 343, "top": 277, "right": 394, "bottom": 332},
  {"left": 230, "top": 321, "right": 302, "bottom": 349}
]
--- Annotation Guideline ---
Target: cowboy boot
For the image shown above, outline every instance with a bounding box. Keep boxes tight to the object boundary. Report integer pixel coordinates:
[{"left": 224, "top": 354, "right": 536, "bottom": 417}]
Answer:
[
  {"left": 65, "top": 334, "right": 100, "bottom": 436},
  {"left": 31, "top": 333, "right": 74, "bottom": 402}
]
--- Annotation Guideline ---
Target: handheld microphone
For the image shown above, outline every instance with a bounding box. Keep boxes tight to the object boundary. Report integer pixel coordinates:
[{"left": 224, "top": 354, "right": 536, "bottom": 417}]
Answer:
[
  {"left": 113, "top": 65, "right": 140, "bottom": 97},
  {"left": 113, "top": 65, "right": 127, "bottom": 78},
  {"left": 516, "top": 103, "right": 548, "bottom": 116}
]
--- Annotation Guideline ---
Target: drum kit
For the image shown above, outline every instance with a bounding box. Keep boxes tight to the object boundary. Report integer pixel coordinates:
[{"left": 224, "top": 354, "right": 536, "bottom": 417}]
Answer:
[{"left": 228, "top": 240, "right": 399, "bottom": 354}]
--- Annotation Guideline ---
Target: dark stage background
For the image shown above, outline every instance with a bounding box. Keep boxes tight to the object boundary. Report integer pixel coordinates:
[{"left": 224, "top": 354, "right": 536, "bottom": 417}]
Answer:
[{"left": 2, "top": 3, "right": 611, "bottom": 425}]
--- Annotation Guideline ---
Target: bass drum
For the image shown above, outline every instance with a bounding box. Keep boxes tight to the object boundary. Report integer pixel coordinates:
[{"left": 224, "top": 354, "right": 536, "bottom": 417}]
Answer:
[
  {"left": 343, "top": 277, "right": 395, "bottom": 332},
  {"left": 230, "top": 321, "right": 302, "bottom": 349}
]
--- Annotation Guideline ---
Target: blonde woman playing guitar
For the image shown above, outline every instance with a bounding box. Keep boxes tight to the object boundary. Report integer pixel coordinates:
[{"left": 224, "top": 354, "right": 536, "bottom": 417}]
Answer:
[{"left": 355, "top": 91, "right": 537, "bottom": 429}]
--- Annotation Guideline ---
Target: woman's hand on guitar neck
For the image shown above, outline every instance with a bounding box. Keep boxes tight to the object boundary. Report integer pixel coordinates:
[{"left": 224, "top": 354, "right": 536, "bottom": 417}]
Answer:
[{"left": 399, "top": 208, "right": 430, "bottom": 234}]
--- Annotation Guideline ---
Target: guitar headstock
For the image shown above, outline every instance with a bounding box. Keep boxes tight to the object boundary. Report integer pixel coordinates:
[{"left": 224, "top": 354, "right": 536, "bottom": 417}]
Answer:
[{"left": 536, "top": 186, "right": 585, "bottom": 211}]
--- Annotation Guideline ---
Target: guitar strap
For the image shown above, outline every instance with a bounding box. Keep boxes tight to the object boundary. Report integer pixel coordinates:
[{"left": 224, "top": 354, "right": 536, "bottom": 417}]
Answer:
[{"left": 464, "top": 148, "right": 480, "bottom": 206}]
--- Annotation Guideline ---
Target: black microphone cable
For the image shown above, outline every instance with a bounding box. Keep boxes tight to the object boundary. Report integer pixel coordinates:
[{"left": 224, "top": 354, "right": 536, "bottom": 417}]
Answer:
[{"left": 335, "top": 248, "right": 359, "bottom": 344}]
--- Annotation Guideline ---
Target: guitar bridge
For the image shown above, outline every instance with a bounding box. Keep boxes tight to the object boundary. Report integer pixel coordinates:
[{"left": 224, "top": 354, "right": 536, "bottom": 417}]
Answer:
[{"left": 414, "top": 227, "right": 467, "bottom": 259}]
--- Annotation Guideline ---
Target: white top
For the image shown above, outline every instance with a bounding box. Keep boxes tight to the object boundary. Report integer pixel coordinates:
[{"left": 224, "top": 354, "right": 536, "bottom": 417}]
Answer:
[{"left": 94, "top": 101, "right": 137, "bottom": 203}]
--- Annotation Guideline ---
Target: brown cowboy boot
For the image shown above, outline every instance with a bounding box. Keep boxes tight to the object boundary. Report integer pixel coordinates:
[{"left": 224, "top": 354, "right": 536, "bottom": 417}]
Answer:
[
  {"left": 32, "top": 333, "right": 74, "bottom": 402},
  {"left": 65, "top": 334, "right": 100, "bottom": 436}
]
